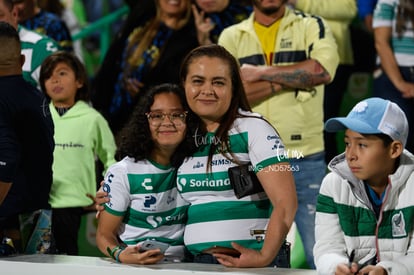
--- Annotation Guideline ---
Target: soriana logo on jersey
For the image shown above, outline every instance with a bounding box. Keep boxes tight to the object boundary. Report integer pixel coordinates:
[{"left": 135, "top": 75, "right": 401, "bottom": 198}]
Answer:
[{"left": 177, "top": 172, "right": 231, "bottom": 192}]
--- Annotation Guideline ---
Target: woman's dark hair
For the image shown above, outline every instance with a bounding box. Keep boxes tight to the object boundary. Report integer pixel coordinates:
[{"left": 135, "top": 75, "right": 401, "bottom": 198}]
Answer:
[
  {"left": 115, "top": 83, "right": 198, "bottom": 167},
  {"left": 180, "top": 44, "right": 252, "bottom": 169},
  {"left": 39, "top": 51, "right": 89, "bottom": 102}
]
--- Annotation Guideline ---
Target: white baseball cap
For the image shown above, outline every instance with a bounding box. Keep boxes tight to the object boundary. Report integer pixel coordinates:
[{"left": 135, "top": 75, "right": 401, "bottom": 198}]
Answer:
[{"left": 325, "top": 97, "right": 409, "bottom": 147}]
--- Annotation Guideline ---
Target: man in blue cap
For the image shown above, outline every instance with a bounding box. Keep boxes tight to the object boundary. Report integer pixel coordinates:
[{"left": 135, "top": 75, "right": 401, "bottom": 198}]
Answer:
[{"left": 313, "top": 97, "right": 414, "bottom": 275}]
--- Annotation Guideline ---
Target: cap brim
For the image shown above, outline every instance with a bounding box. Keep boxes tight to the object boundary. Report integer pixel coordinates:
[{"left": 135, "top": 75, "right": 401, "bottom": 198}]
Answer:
[{"left": 325, "top": 117, "right": 382, "bottom": 134}]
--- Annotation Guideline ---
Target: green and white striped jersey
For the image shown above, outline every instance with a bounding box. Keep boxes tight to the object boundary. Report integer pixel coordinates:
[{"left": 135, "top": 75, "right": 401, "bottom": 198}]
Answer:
[
  {"left": 104, "top": 157, "right": 189, "bottom": 257},
  {"left": 177, "top": 111, "right": 288, "bottom": 255},
  {"left": 19, "top": 25, "right": 59, "bottom": 89}
]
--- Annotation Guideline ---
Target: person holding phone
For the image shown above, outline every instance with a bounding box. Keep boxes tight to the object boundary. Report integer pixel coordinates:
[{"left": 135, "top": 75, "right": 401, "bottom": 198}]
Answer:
[
  {"left": 95, "top": 45, "right": 297, "bottom": 268},
  {"left": 177, "top": 44, "right": 297, "bottom": 268},
  {"left": 95, "top": 83, "right": 197, "bottom": 264}
]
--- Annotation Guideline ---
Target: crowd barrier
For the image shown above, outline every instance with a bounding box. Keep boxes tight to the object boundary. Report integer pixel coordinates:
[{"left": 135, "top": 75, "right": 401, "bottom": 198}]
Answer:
[{"left": 0, "top": 254, "right": 318, "bottom": 275}]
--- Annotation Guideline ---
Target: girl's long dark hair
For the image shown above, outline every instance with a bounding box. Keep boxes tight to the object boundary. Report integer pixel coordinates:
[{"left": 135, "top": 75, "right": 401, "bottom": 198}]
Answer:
[{"left": 115, "top": 83, "right": 198, "bottom": 167}]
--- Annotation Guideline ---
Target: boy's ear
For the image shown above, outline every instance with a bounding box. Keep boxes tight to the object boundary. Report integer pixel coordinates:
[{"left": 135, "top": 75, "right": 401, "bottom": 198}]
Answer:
[
  {"left": 390, "top": 141, "right": 403, "bottom": 159},
  {"left": 76, "top": 79, "right": 84, "bottom": 89}
]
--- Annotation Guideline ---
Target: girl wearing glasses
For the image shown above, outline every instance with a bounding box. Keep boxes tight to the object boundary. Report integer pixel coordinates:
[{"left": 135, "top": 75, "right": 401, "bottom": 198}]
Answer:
[
  {"left": 96, "top": 83, "right": 197, "bottom": 264},
  {"left": 95, "top": 45, "right": 297, "bottom": 267}
]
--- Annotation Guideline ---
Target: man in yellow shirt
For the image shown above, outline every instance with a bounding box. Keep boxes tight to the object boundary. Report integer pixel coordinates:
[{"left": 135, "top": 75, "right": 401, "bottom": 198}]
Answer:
[{"left": 288, "top": 0, "right": 357, "bottom": 163}]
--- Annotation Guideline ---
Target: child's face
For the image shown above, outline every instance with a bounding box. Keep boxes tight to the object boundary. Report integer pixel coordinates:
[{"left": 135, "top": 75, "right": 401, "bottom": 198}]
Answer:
[
  {"left": 148, "top": 93, "right": 187, "bottom": 151},
  {"left": 344, "top": 129, "right": 396, "bottom": 186},
  {"left": 44, "top": 62, "right": 82, "bottom": 107}
]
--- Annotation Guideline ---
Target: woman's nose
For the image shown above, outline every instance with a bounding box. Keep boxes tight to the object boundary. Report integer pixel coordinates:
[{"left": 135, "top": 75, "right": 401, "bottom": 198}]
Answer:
[{"left": 201, "top": 84, "right": 214, "bottom": 95}]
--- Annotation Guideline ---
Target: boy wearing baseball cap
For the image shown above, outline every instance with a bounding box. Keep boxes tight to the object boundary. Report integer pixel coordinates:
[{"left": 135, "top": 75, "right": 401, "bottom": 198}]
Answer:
[{"left": 314, "top": 97, "right": 414, "bottom": 275}]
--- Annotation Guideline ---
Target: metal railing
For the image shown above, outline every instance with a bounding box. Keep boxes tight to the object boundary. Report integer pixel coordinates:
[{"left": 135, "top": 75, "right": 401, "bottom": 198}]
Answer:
[{"left": 71, "top": 4, "right": 129, "bottom": 62}]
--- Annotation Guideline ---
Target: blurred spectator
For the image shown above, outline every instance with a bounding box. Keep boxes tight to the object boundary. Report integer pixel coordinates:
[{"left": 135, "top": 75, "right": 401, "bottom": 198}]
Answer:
[
  {"left": 372, "top": 0, "right": 414, "bottom": 153},
  {"left": 0, "top": 0, "right": 59, "bottom": 88},
  {"left": 357, "top": 0, "right": 378, "bottom": 31},
  {"left": 91, "top": 0, "right": 198, "bottom": 135},
  {"left": 38, "top": 0, "right": 83, "bottom": 62},
  {"left": 192, "top": 0, "right": 252, "bottom": 44},
  {"left": 13, "top": 0, "right": 73, "bottom": 52}
]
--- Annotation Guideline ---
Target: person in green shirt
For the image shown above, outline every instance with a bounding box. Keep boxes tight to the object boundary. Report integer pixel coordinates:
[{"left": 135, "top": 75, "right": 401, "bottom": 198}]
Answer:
[{"left": 39, "top": 51, "right": 116, "bottom": 255}]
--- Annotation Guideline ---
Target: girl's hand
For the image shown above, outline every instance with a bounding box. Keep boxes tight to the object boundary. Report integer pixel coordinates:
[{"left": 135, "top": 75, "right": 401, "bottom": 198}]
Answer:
[{"left": 118, "top": 245, "right": 164, "bottom": 265}]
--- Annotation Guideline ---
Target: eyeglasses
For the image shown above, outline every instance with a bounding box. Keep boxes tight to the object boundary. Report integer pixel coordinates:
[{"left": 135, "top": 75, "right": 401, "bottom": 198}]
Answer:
[{"left": 145, "top": 111, "right": 188, "bottom": 127}]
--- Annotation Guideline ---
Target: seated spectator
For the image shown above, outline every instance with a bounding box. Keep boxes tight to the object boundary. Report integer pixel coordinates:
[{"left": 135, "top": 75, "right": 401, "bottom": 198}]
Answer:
[
  {"left": 13, "top": 0, "right": 73, "bottom": 52},
  {"left": 314, "top": 97, "right": 414, "bottom": 274}
]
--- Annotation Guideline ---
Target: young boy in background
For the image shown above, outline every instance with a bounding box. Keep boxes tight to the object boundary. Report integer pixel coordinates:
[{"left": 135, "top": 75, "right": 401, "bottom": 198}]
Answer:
[{"left": 39, "top": 51, "right": 116, "bottom": 255}]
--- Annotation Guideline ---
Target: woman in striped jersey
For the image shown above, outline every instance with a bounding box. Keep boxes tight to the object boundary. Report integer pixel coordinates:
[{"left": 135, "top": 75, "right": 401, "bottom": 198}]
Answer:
[{"left": 177, "top": 44, "right": 298, "bottom": 268}]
